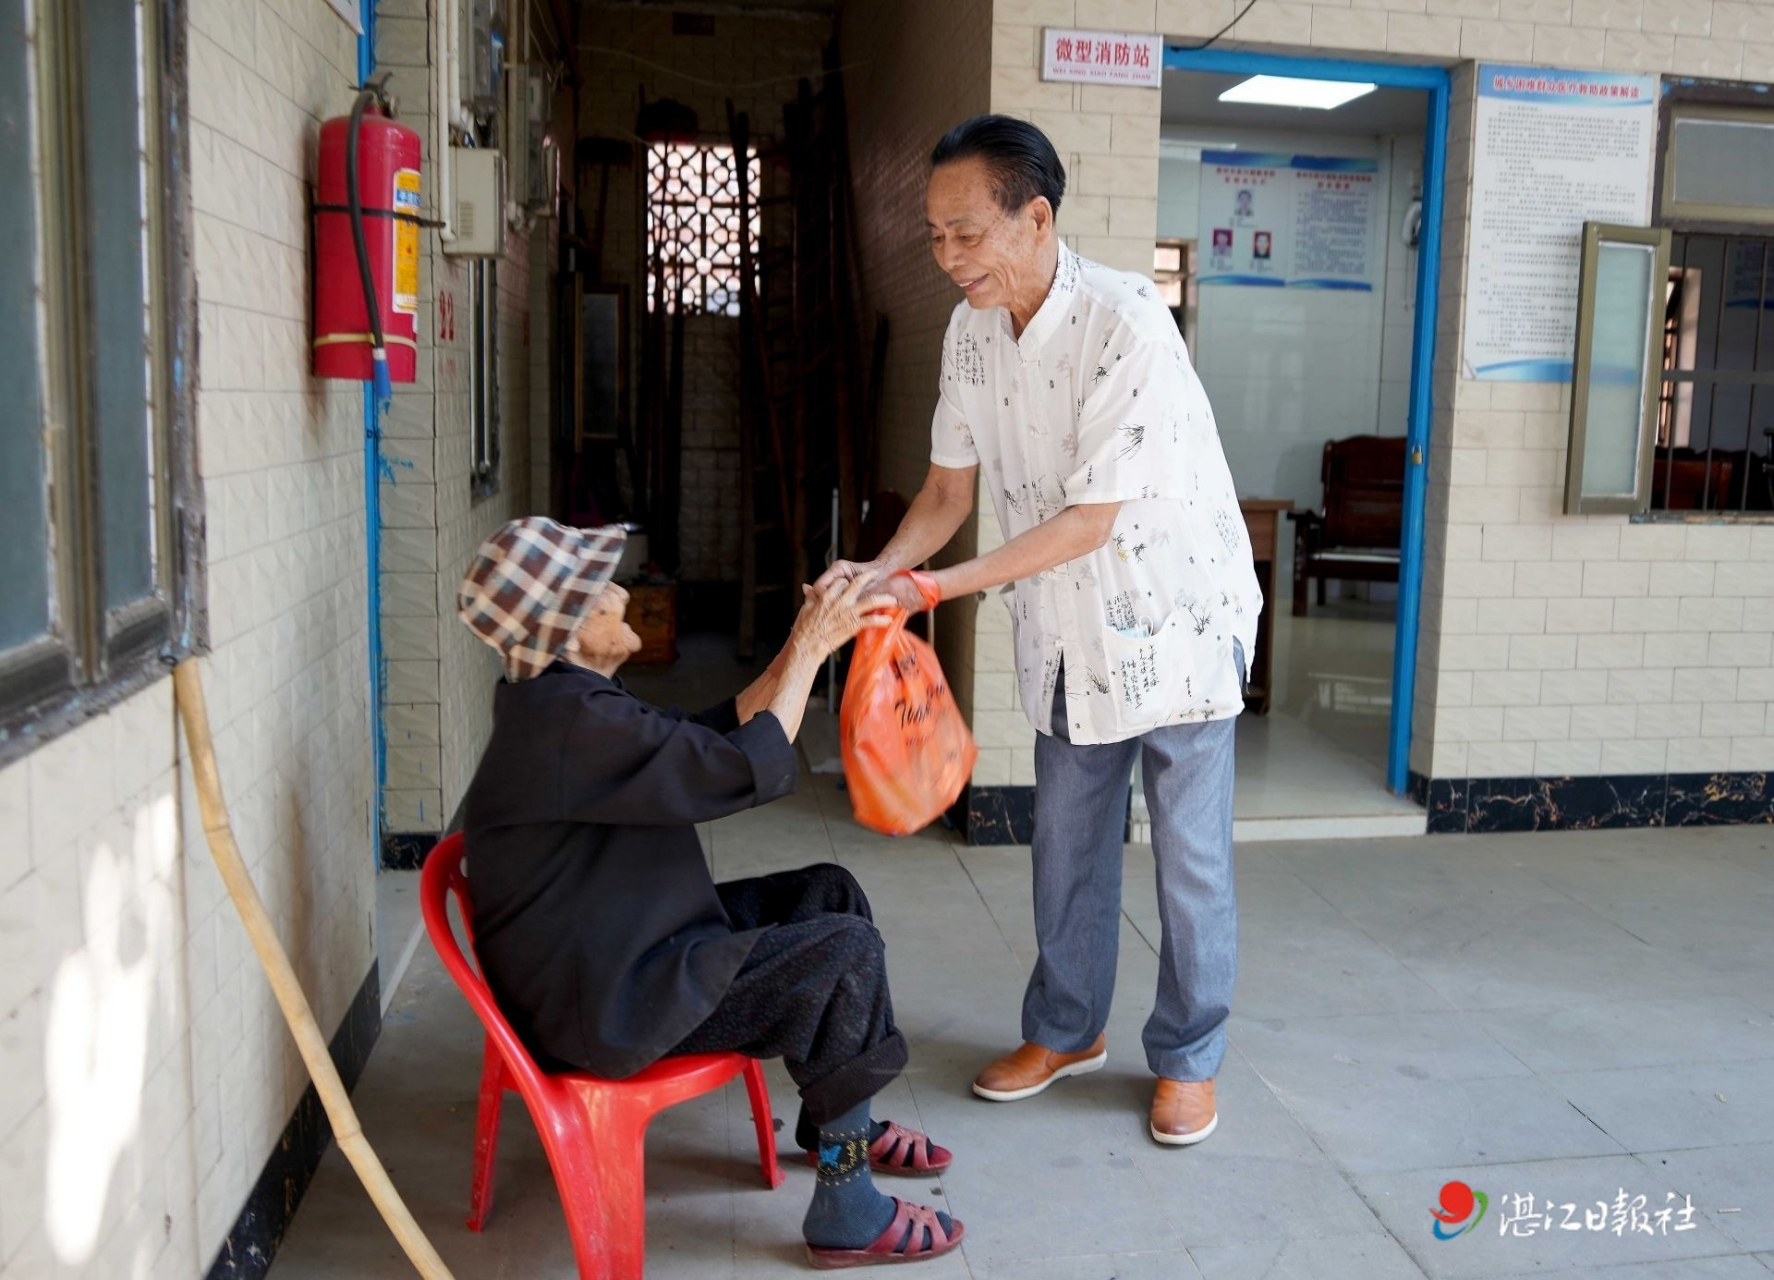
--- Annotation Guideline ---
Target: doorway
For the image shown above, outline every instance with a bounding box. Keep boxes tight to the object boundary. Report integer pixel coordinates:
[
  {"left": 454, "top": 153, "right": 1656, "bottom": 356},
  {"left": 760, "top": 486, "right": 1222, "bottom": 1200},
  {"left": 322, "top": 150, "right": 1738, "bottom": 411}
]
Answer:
[{"left": 1154, "top": 49, "right": 1450, "bottom": 837}]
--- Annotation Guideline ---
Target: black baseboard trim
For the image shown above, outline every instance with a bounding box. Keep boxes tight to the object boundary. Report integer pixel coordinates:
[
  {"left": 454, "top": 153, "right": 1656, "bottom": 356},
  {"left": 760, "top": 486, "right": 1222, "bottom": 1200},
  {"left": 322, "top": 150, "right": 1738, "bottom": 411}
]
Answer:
[
  {"left": 1409, "top": 769, "right": 1774, "bottom": 834},
  {"left": 964, "top": 785, "right": 1036, "bottom": 845},
  {"left": 381, "top": 830, "right": 439, "bottom": 870},
  {"left": 203, "top": 962, "right": 382, "bottom": 1280},
  {"left": 961, "top": 784, "right": 1141, "bottom": 846}
]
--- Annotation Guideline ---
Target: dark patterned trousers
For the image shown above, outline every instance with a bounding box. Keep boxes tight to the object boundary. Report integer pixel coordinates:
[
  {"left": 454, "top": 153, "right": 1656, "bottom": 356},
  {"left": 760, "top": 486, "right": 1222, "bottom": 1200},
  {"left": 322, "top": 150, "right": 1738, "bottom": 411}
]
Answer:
[{"left": 669, "top": 863, "right": 909, "bottom": 1134}]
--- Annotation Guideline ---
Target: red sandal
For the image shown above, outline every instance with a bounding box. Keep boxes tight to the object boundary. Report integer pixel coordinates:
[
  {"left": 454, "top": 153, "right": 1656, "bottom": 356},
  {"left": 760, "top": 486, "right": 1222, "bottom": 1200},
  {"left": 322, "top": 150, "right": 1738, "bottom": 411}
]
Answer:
[
  {"left": 804, "top": 1121, "right": 954, "bottom": 1176},
  {"left": 805, "top": 1197, "right": 965, "bottom": 1270}
]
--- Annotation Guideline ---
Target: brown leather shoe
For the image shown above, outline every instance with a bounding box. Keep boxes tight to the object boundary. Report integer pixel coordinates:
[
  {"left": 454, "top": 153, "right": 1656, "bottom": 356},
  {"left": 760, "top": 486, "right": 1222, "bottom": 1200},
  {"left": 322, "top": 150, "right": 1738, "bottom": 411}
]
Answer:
[
  {"left": 1150, "top": 1077, "right": 1218, "bottom": 1146},
  {"left": 971, "top": 1034, "right": 1107, "bottom": 1102}
]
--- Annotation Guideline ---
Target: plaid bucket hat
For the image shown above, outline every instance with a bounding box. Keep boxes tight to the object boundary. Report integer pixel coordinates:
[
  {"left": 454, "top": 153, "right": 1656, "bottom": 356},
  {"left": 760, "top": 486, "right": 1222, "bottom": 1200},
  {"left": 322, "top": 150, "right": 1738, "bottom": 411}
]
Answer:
[{"left": 457, "top": 517, "right": 627, "bottom": 681}]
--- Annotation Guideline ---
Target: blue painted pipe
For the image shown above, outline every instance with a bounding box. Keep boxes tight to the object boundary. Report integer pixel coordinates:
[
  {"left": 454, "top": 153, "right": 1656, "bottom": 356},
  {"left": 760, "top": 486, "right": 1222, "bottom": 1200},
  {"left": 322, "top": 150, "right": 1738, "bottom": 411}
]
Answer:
[{"left": 358, "top": 1, "right": 387, "bottom": 860}]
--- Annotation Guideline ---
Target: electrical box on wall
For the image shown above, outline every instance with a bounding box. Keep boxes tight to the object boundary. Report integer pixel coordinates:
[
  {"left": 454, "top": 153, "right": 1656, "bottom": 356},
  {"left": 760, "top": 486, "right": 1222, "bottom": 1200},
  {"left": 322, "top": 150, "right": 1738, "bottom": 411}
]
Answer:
[
  {"left": 449, "top": 147, "right": 506, "bottom": 256},
  {"left": 465, "top": 0, "right": 507, "bottom": 120}
]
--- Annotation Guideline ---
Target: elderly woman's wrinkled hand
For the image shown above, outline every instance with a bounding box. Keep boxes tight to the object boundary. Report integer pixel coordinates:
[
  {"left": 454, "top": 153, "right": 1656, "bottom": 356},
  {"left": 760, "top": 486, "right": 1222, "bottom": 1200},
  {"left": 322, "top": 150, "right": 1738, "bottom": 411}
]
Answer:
[{"left": 791, "top": 576, "right": 896, "bottom": 661}]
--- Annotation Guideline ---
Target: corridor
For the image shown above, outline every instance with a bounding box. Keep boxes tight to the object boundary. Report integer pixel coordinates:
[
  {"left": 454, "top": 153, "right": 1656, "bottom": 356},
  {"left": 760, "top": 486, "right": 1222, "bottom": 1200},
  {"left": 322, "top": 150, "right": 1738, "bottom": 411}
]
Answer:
[{"left": 272, "top": 778, "right": 1774, "bottom": 1279}]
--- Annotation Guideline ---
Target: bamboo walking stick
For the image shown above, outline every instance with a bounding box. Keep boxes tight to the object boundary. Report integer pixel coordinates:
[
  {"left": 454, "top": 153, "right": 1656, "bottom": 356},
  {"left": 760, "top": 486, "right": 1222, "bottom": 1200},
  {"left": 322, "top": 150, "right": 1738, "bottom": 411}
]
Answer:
[{"left": 173, "top": 660, "right": 456, "bottom": 1280}]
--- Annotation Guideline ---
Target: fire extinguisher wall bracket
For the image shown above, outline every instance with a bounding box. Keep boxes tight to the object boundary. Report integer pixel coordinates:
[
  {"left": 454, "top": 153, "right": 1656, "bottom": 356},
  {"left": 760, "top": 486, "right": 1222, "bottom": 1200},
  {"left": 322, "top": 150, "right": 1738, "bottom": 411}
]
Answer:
[{"left": 313, "top": 88, "right": 423, "bottom": 389}]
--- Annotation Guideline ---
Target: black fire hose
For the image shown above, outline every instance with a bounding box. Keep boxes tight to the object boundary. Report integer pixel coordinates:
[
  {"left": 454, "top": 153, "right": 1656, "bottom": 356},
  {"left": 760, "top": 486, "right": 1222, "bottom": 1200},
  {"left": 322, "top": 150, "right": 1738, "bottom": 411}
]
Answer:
[{"left": 346, "top": 82, "right": 391, "bottom": 405}]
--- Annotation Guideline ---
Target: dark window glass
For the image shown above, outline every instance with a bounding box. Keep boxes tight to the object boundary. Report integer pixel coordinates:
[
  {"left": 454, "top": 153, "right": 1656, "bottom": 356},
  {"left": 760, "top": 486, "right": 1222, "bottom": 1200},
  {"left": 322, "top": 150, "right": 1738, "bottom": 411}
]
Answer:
[
  {"left": 0, "top": 0, "right": 52, "bottom": 651},
  {"left": 81, "top": 0, "right": 157, "bottom": 611}
]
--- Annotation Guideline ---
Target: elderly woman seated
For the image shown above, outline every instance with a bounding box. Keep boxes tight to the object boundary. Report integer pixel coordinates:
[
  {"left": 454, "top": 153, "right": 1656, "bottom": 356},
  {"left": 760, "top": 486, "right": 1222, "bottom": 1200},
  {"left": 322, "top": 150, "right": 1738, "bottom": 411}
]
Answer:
[{"left": 454, "top": 518, "right": 962, "bottom": 1270}]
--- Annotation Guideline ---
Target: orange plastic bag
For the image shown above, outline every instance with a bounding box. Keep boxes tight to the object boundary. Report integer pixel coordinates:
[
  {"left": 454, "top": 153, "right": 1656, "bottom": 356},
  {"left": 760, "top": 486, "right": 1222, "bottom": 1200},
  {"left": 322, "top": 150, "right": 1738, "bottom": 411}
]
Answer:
[{"left": 840, "top": 571, "right": 978, "bottom": 836}]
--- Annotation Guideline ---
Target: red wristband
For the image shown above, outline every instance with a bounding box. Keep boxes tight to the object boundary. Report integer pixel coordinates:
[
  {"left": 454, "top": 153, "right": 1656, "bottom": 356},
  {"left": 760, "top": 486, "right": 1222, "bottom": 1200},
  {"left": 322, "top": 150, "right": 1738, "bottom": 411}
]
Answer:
[{"left": 902, "top": 569, "right": 942, "bottom": 611}]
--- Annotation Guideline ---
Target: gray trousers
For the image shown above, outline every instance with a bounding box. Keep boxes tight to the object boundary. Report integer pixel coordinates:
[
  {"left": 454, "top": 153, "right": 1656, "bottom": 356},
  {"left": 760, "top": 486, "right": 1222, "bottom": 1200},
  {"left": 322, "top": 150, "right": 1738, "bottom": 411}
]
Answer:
[{"left": 1021, "top": 660, "right": 1239, "bottom": 1082}]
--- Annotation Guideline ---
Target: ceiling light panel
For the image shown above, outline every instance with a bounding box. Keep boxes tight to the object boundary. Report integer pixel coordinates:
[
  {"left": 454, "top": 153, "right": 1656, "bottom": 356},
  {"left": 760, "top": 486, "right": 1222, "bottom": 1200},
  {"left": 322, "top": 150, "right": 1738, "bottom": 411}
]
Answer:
[{"left": 1218, "top": 76, "right": 1377, "bottom": 110}]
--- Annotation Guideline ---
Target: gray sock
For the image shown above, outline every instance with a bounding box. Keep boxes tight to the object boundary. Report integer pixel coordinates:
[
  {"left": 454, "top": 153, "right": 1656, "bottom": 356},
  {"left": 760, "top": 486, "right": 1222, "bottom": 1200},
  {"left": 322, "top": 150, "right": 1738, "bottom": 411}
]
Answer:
[
  {"left": 796, "top": 1106, "right": 887, "bottom": 1151},
  {"left": 802, "top": 1100, "right": 953, "bottom": 1250}
]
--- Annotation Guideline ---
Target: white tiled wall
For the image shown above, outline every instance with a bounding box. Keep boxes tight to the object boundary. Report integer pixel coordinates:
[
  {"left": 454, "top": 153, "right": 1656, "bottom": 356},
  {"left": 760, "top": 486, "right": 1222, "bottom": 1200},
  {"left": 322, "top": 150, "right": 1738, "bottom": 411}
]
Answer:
[
  {"left": 0, "top": 1, "right": 375, "bottom": 1275},
  {"left": 0, "top": 1, "right": 559, "bottom": 1274},
  {"left": 1418, "top": 376, "right": 1774, "bottom": 779},
  {"left": 375, "top": 3, "right": 546, "bottom": 835}
]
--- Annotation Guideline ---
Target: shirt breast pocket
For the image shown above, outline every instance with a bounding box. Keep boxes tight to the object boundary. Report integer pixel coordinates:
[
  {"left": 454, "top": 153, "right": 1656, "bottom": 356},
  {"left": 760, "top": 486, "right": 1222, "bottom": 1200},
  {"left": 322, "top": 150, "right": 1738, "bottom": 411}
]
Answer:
[{"left": 1102, "top": 612, "right": 1219, "bottom": 732}]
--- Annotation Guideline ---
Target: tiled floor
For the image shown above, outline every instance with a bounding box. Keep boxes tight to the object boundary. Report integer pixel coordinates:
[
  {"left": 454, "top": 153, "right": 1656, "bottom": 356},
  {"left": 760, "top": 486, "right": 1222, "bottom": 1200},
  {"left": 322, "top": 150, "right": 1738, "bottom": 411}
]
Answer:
[
  {"left": 1268, "top": 598, "right": 1399, "bottom": 772},
  {"left": 270, "top": 760, "right": 1774, "bottom": 1280},
  {"left": 374, "top": 868, "right": 422, "bottom": 1016},
  {"left": 1136, "top": 602, "right": 1426, "bottom": 841}
]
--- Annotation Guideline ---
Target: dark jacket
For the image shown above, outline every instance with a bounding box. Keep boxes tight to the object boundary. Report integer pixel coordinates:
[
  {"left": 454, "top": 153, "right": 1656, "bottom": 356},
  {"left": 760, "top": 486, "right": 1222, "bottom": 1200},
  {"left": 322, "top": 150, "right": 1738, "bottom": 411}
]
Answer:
[{"left": 461, "top": 662, "right": 798, "bottom": 1077}]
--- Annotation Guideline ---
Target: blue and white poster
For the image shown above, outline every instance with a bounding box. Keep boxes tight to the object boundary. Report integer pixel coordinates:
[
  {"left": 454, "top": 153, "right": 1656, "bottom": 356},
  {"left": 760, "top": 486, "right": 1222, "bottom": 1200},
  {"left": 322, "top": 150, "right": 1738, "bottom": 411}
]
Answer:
[
  {"left": 1463, "top": 65, "right": 1659, "bottom": 382},
  {"left": 1201, "top": 153, "right": 1291, "bottom": 286},
  {"left": 1291, "top": 158, "right": 1380, "bottom": 291},
  {"left": 1199, "top": 152, "right": 1377, "bottom": 290}
]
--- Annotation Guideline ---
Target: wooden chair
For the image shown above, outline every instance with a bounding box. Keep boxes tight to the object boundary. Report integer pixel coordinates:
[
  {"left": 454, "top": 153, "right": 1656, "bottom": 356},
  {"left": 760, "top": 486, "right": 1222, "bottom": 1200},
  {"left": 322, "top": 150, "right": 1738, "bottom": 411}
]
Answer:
[
  {"left": 1288, "top": 435, "right": 1406, "bottom": 617},
  {"left": 1651, "top": 451, "right": 1736, "bottom": 511}
]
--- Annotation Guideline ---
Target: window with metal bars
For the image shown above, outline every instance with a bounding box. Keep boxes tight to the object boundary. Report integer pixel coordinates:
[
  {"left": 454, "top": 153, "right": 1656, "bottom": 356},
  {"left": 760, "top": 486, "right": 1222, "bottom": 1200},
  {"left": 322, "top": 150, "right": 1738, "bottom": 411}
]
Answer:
[
  {"left": 1653, "top": 235, "right": 1774, "bottom": 514},
  {"left": 1646, "top": 92, "right": 1774, "bottom": 517},
  {"left": 470, "top": 259, "right": 501, "bottom": 498},
  {"left": 644, "top": 142, "right": 761, "bottom": 317}
]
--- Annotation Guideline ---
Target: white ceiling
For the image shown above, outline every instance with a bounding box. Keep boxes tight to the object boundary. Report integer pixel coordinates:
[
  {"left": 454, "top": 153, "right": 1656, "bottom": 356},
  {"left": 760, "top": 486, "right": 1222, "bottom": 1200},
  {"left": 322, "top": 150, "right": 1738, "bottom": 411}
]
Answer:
[{"left": 1162, "top": 68, "right": 1428, "bottom": 136}]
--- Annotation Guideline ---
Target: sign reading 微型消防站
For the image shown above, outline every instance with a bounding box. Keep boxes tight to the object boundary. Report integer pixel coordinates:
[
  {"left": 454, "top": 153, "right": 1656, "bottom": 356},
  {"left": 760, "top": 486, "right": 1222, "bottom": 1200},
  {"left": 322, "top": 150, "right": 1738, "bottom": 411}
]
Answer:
[{"left": 1041, "top": 30, "right": 1163, "bottom": 89}]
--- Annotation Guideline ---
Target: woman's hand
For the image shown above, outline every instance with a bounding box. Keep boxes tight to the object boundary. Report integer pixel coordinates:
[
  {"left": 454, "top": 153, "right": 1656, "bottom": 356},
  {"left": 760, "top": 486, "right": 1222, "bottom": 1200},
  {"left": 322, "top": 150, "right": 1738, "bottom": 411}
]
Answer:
[
  {"left": 811, "top": 557, "right": 883, "bottom": 593},
  {"left": 790, "top": 576, "right": 896, "bottom": 662}
]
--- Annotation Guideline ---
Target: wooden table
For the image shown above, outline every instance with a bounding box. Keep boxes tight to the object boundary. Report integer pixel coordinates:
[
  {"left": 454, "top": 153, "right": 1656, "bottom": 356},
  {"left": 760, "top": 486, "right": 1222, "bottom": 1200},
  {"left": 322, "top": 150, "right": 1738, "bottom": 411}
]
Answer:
[{"left": 1239, "top": 499, "right": 1293, "bottom": 715}]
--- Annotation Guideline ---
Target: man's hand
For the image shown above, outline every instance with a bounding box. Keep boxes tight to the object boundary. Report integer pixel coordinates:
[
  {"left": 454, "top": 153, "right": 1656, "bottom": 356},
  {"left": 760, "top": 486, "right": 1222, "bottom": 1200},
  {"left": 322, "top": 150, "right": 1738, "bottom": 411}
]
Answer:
[
  {"left": 812, "top": 463, "right": 976, "bottom": 595},
  {"left": 813, "top": 560, "right": 932, "bottom": 613},
  {"left": 877, "top": 574, "right": 931, "bottom": 612}
]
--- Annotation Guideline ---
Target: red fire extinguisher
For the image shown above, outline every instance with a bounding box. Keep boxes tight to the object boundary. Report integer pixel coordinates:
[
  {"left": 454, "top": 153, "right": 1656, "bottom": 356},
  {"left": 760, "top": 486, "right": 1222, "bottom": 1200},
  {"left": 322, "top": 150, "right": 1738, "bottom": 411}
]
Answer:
[{"left": 313, "top": 85, "right": 422, "bottom": 402}]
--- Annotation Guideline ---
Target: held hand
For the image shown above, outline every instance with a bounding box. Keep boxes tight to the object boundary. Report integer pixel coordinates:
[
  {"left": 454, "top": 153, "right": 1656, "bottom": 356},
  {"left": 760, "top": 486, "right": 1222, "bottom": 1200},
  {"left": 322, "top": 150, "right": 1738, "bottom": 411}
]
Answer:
[
  {"left": 791, "top": 577, "right": 896, "bottom": 660},
  {"left": 812, "top": 557, "right": 882, "bottom": 594},
  {"left": 880, "top": 573, "right": 933, "bottom": 613}
]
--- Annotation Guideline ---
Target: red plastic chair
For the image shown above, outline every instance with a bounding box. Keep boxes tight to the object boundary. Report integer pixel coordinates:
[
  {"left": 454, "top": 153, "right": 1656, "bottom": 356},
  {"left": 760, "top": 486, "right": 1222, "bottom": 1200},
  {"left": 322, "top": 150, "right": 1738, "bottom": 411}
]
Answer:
[{"left": 420, "top": 833, "right": 784, "bottom": 1280}]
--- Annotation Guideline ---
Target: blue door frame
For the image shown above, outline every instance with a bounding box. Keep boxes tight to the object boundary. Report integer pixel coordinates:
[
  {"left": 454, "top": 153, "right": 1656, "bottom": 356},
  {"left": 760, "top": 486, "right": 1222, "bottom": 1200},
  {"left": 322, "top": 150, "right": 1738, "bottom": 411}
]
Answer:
[{"left": 1162, "top": 46, "right": 1450, "bottom": 796}]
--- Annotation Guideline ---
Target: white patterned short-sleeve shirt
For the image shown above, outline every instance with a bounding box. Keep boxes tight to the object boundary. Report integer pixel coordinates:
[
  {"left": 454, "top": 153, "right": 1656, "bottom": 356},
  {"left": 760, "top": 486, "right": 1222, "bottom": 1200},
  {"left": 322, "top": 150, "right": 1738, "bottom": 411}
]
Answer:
[{"left": 929, "top": 244, "right": 1262, "bottom": 746}]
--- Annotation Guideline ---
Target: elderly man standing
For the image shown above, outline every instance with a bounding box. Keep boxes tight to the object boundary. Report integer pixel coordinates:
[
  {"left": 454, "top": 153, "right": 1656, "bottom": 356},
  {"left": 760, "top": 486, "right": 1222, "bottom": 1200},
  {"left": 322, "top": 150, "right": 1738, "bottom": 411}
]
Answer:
[{"left": 817, "top": 116, "right": 1259, "bottom": 1145}]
